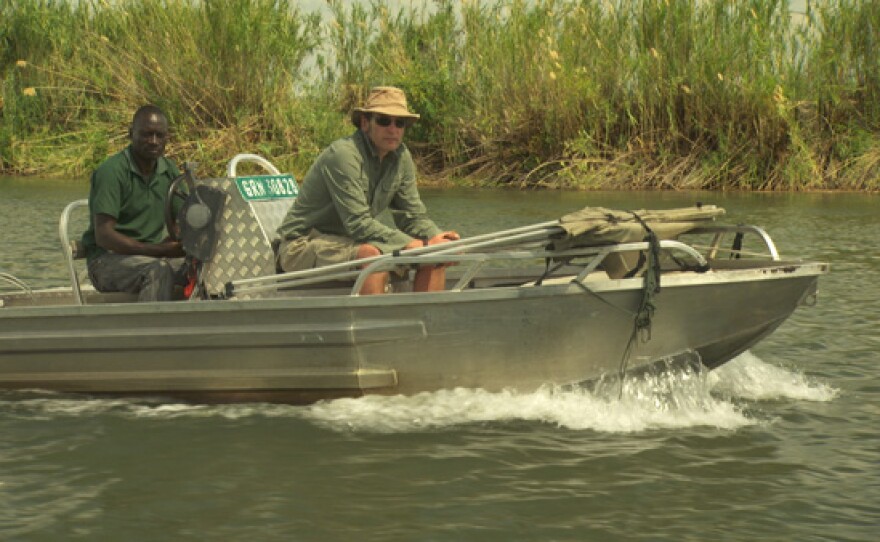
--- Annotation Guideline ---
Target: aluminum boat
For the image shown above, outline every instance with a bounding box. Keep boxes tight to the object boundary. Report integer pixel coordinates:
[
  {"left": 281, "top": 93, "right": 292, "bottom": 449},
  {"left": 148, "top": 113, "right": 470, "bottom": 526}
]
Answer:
[{"left": 0, "top": 155, "right": 829, "bottom": 403}]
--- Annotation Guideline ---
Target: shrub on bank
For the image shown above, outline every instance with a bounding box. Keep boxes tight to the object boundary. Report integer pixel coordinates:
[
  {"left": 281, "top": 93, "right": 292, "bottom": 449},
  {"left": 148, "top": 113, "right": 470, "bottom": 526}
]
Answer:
[{"left": 1, "top": 0, "right": 878, "bottom": 190}]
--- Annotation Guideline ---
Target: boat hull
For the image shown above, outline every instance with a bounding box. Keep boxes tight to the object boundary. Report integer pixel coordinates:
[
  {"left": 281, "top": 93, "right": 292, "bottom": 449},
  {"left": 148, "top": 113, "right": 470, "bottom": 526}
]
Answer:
[{"left": 0, "top": 261, "right": 825, "bottom": 403}]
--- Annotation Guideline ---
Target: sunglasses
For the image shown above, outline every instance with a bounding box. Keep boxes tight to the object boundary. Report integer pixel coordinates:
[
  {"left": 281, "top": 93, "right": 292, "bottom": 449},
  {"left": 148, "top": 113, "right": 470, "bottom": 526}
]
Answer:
[{"left": 374, "top": 115, "right": 410, "bottom": 129}]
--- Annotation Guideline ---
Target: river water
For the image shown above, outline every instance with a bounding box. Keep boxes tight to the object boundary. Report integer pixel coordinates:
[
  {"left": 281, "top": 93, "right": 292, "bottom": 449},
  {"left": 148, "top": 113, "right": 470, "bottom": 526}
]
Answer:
[{"left": 0, "top": 177, "right": 877, "bottom": 541}]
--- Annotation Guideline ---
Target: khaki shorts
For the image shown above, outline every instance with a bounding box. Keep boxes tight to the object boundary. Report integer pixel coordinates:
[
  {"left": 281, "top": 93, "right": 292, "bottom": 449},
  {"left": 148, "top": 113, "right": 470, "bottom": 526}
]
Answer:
[{"left": 277, "top": 230, "right": 360, "bottom": 272}]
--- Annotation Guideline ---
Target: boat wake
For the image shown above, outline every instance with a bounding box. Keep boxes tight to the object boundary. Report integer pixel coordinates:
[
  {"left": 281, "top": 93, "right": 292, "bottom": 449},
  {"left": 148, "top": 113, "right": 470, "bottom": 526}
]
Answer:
[
  {"left": 708, "top": 351, "right": 838, "bottom": 402},
  {"left": 302, "top": 351, "right": 837, "bottom": 434},
  {"left": 1, "top": 352, "right": 837, "bottom": 434}
]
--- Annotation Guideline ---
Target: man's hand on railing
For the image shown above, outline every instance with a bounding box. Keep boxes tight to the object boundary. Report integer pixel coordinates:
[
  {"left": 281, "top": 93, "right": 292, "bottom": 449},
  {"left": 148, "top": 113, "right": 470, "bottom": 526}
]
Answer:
[{"left": 428, "top": 231, "right": 460, "bottom": 246}]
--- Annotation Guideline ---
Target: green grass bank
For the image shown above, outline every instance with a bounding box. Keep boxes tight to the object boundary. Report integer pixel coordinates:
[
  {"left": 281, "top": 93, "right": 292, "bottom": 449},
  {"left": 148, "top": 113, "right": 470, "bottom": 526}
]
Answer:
[{"left": 1, "top": 0, "right": 878, "bottom": 190}]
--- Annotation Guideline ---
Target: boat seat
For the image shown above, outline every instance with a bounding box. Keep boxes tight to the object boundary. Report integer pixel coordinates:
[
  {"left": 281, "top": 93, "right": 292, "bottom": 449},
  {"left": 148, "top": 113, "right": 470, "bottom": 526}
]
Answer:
[
  {"left": 58, "top": 199, "right": 139, "bottom": 305},
  {"left": 191, "top": 154, "right": 298, "bottom": 298}
]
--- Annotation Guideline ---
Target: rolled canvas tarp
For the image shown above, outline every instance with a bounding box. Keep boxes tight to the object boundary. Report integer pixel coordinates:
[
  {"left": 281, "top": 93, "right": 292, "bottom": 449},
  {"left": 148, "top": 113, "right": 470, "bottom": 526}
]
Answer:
[{"left": 555, "top": 205, "right": 726, "bottom": 247}]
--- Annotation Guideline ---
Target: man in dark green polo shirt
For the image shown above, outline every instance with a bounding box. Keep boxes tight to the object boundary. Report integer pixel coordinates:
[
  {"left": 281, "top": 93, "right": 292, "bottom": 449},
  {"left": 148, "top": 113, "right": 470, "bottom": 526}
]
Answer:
[
  {"left": 81, "top": 105, "right": 187, "bottom": 302},
  {"left": 276, "top": 86, "right": 460, "bottom": 294}
]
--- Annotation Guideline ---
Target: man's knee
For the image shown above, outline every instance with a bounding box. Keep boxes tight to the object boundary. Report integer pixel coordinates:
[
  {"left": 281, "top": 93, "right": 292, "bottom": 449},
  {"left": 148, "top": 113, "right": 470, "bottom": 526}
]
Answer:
[
  {"left": 356, "top": 244, "right": 382, "bottom": 260},
  {"left": 140, "top": 258, "right": 186, "bottom": 301}
]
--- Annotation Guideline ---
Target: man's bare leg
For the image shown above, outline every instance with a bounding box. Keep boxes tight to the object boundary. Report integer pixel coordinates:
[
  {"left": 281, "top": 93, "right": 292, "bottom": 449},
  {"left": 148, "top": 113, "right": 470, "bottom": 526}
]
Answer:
[
  {"left": 357, "top": 244, "right": 388, "bottom": 295},
  {"left": 413, "top": 266, "right": 445, "bottom": 292}
]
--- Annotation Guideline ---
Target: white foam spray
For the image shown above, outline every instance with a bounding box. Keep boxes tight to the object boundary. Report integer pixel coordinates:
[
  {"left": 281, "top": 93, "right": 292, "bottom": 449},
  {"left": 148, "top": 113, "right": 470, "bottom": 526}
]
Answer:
[
  {"left": 302, "top": 351, "right": 838, "bottom": 434},
  {"left": 708, "top": 350, "right": 838, "bottom": 402},
  {"left": 2, "top": 351, "right": 837, "bottom": 433}
]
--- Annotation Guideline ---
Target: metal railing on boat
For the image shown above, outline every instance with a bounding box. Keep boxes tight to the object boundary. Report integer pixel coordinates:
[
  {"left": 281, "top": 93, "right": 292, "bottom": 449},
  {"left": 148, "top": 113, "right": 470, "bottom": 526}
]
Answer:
[
  {"left": 226, "top": 234, "right": 710, "bottom": 298},
  {"left": 224, "top": 218, "right": 786, "bottom": 299},
  {"left": 688, "top": 224, "right": 780, "bottom": 261},
  {"left": 58, "top": 198, "right": 89, "bottom": 305}
]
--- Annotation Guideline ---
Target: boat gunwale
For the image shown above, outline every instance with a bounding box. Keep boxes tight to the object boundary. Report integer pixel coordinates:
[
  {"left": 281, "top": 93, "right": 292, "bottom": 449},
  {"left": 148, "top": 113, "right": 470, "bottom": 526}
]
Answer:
[{"left": 0, "top": 259, "right": 828, "bottom": 318}]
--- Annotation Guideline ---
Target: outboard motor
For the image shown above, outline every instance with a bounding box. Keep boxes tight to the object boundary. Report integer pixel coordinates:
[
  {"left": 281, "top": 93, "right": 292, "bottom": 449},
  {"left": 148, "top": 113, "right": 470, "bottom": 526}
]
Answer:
[
  {"left": 179, "top": 185, "right": 226, "bottom": 262},
  {"left": 165, "top": 162, "right": 225, "bottom": 262}
]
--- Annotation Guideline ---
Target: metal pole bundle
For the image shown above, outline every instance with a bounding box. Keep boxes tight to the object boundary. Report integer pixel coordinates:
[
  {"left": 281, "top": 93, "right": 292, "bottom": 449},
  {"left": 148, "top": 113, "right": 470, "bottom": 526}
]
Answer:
[{"left": 228, "top": 219, "right": 566, "bottom": 296}]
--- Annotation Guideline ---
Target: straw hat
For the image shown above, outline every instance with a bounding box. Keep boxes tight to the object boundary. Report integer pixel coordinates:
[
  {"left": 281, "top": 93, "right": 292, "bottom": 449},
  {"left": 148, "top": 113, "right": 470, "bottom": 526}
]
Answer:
[{"left": 351, "top": 86, "right": 420, "bottom": 127}]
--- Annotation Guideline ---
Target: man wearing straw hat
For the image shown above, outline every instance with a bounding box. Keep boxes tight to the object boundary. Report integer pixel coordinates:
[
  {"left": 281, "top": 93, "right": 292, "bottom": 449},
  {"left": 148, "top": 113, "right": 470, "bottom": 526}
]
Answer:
[{"left": 276, "top": 86, "right": 460, "bottom": 294}]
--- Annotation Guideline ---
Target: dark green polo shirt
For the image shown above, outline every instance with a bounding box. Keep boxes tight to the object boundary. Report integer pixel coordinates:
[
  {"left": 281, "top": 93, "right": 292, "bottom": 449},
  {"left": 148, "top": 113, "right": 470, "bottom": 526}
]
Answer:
[
  {"left": 81, "top": 147, "right": 181, "bottom": 262},
  {"left": 276, "top": 130, "right": 441, "bottom": 254}
]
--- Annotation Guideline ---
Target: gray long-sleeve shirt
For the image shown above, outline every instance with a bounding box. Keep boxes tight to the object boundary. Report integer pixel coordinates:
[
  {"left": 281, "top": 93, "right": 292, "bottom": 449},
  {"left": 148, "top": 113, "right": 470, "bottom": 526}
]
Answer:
[{"left": 277, "top": 130, "right": 441, "bottom": 254}]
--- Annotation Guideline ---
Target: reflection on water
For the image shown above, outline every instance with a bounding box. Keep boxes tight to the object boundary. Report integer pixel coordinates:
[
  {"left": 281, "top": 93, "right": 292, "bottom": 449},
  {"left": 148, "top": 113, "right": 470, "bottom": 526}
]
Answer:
[
  {"left": 0, "top": 352, "right": 850, "bottom": 540},
  {"left": 0, "top": 177, "right": 88, "bottom": 289}
]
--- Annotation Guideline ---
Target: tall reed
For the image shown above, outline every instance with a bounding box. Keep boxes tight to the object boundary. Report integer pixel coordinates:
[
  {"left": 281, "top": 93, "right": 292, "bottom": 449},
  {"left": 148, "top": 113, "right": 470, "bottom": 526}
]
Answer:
[
  {"left": 2, "top": 0, "right": 324, "bottom": 175},
  {"left": 1, "top": 0, "right": 878, "bottom": 190}
]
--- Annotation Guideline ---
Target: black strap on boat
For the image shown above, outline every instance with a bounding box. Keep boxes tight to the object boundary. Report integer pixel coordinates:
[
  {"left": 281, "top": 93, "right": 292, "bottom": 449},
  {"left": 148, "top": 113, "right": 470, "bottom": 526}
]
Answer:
[
  {"left": 622, "top": 252, "right": 646, "bottom": 279},
  {"left": 667, "top": 252, "right": 710, "bottom": 273},
  {"left": 569, "top": 212, "right": 662, "bottom": 322},
  {"left": 731, "top": 230, "right": 744, "bottom": 259},
  {"left": 628, "top": 211, "right": 660, "bottom": 339},
  {"left": 536, "top": 259, "right": 567, "bottom": 286},
  {"left": 614, "top": 212, "right": 663, "bottom": 392}
]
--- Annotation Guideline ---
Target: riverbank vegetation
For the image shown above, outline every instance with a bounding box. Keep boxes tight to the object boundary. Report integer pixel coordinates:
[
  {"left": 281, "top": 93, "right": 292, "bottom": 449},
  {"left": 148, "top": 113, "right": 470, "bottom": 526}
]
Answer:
[{"left": 1, "top": 0, "right": 878, "bottom": 190}]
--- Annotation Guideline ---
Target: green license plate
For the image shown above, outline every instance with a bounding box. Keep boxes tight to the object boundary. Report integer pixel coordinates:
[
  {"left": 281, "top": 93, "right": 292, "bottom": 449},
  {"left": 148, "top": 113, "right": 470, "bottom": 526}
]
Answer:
[{"left": 235, "top": 175, "right": 298, "bottom": 201}]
